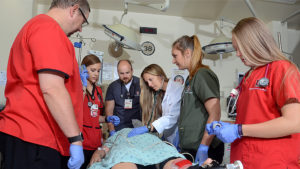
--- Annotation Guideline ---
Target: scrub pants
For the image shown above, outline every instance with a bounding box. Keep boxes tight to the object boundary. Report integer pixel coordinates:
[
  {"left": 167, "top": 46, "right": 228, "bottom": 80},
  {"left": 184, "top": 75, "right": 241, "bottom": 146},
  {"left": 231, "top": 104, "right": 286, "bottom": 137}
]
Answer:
[
  {"left": 0, "top": 132, "right": 62, "bottom": 169},
  {"left": 182, "top": 143, "right": 224, "bottom": 164}
]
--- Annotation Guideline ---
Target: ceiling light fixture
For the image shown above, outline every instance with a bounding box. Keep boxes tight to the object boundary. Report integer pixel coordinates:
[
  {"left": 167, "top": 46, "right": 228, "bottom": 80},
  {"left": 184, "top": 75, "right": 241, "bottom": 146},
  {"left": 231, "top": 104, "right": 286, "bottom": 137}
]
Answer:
[
  {"left": 202, "top": 18, "right": 235, "bottom": 60},
  {"left": 103, "top": 0, "right": 169, "bottom": 57},
  {"left": 202, "top": 0, "right": 257, "bottom": 60}
]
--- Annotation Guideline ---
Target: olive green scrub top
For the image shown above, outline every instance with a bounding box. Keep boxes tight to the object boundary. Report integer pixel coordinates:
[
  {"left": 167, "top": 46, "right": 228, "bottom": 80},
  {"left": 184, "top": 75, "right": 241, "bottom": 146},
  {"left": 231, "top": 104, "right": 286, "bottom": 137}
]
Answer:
[{"left": 178, "top": 67, "right": 221, "bottom": 151}]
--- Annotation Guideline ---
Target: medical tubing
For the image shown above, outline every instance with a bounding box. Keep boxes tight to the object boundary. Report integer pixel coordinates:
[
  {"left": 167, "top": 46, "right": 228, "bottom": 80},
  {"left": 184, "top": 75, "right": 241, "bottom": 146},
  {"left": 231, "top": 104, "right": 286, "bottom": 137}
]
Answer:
[
  {"left": 227, "top": 92, "right": 239, "bottom": 115},
  {"left": 231, "top": 94, "right": 239, "bottom": 115},
  {"left": 226, "top": 97, "right": 233, "bottom": 114},
  {"left": 227, "top": 89, "right": 239, "bottom": 114}
]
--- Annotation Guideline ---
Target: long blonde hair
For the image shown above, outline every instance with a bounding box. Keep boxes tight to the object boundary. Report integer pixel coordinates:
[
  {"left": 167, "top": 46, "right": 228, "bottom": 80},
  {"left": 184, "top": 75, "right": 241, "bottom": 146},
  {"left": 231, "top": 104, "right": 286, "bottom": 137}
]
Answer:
[
  {"left": 140, "top": 64, "right": 168, "bottom": 125},
  {"left": 172, "top": 35, "right": 209, "bottom": 81},
  {"left": 232, "top": 17, "right": 288, "bottom": 67},
  {"left": 233, "top": 18, "right": 300, "bottom": 105}
]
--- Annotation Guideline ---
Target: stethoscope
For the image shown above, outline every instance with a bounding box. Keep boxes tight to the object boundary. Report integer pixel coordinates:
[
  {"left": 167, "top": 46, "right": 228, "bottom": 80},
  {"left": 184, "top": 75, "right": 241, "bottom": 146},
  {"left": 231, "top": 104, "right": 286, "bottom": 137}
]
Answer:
[
  {"left": 86, "top": 84, "right": 103, "bottom": 108},
  {"left": 146, "top": 77, "right": 165, "bottom": 127},
  {"left": 255, "top": 64, "right": 270, "bottom": 88},
  {"left": 227, "top": 63, "right": 270, "bottom": 114}
]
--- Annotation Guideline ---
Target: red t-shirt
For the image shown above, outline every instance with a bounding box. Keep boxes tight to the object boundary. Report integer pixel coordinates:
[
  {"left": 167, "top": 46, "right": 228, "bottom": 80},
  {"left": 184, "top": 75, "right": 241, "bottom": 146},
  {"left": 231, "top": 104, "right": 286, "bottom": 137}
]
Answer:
[
  {"left": 0, "top": 14, "right": 83, "bottom": 156},
  {"left": 82, "top": 86, "right": 104, "bottom": 150},
  {"left": 231, "top": 60, "right": 300, "bottom": 169}
]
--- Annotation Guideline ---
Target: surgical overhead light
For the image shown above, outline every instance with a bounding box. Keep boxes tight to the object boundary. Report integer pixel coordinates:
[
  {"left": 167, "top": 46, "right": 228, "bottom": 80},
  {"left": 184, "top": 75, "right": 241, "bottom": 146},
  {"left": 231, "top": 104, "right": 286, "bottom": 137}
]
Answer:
[
  {"left": 103, "top": 0, "right": 170, "bottom": 56},
  {"left": 202, "top": 18, "right": 235, "bottom": 60},
  {"left": 203, "top": 0, "right": 257, "bottom": 61},
  {"left": 202, "top": 33, "right": 235, "bottom": 60}
]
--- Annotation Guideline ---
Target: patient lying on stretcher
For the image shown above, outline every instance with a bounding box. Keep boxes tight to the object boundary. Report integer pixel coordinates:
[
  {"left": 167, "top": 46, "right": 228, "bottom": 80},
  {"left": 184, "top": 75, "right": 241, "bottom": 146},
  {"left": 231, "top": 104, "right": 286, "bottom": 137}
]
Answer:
[{"left": 87, "top": 128, "right": 215, "bottom": 169}]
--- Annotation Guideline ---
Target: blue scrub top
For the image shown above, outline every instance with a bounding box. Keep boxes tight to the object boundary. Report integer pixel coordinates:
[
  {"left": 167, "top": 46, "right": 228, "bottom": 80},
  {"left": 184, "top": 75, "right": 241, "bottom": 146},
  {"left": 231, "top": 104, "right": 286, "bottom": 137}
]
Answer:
[{"left": 105, "top": 76, "right": 141, "bottom": 131}]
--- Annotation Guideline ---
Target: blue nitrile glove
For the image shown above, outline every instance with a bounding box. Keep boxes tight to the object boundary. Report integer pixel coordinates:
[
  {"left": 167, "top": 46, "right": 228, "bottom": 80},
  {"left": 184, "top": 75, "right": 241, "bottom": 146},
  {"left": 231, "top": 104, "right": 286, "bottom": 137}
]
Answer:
[
  {"left": 215, "top": 123, "right": 241, "bottom": 143},
  {"left": 68, "top": 144, "right": 84, "bottom": 169},
  {"left": 172, "top": 130, "right": 181, "bottom": 152},
  {"left": 195, "top": 144, "right": 209, "bottom": 166},
  {"left": 106, "top": 116, "right": 120, "bottom": 126},
  {"left": 109, "top": 130, "right": 116, "bottom": 137},
  {"left": 127, "top": 126, "right": 149, "bottom": 137},
  {"left": 206, "top": 121, "right": 230, "bottom": 135},
  {"left": 79, "top": 65, "right": 89, "bottom": 87}
]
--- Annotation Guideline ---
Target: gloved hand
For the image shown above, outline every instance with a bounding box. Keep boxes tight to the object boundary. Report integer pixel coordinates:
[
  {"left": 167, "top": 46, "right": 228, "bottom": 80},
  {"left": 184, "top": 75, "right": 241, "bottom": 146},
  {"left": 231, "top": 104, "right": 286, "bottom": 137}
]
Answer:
[
  {"left": 206, "top": 121, "right": 230, "bottom": 135},
  {"left": 68, "top": 144, "right": 84, "bottom": 169},
  {"left": 127, "top": 126, "right": 149, "bottom": 137},
  {"left": 109, "top": 130, "right": 116, "bottom": 137},
  {"left": 215, "top": 123, "right": 241, "bottom": 143},
  {"left": 106, "top": 116, "right": 120, "bottom": 126},
  {"left": 195, "top": 144, "right": 209, "bottom": 166},
  {"left": 79, "top": 65, "right": 89, "bottom": 87}
]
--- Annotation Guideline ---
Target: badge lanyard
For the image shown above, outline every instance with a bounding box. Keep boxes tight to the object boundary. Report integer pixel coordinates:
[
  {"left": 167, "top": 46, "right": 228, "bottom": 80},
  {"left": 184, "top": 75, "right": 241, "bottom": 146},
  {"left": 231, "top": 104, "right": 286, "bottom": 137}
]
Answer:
[
  {"left": 120, "top": 83, "right": 135, "bottom": 99},
  {"left": 121, "top": 82, "right": 136, "bottom": 109}
]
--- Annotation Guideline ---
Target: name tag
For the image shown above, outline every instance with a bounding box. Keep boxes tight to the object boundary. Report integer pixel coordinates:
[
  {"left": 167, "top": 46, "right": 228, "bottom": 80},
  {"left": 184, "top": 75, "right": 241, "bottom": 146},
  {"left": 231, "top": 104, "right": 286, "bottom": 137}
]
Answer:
[
  {"left": 90, "top": 104, "right": 98, "bottom": 117},
  {"left": 124, "top": 99, "right": 133, "bottom": 109}
]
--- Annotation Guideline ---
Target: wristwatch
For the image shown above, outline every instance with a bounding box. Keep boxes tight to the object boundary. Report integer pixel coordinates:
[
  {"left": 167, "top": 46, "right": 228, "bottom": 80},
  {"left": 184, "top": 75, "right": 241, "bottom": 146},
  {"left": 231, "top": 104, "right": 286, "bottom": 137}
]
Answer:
[{"left": 68, "top": 132, "right": 84, "bottom": 143}]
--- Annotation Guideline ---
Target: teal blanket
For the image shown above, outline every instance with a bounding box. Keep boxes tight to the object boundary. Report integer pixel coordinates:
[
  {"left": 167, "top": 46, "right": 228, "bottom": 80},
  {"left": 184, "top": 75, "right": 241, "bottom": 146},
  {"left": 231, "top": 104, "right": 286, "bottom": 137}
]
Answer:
[{"left": 89, "top": 128, "right": 184, "bottom": 169}]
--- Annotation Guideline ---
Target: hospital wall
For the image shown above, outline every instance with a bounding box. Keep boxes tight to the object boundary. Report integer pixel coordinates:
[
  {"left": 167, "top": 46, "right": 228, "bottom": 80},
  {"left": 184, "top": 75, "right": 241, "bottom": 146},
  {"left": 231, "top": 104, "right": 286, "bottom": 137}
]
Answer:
[
  {"left": 0, "top": 1, "right": 299, "bottom": 121},
  {"left": 0, "top": 0, "right": 34, "bottom": 107}
]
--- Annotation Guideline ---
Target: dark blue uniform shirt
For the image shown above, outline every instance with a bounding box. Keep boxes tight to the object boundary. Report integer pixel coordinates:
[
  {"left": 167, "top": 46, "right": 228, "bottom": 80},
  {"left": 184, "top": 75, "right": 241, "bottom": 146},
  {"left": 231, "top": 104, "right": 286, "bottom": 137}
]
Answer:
[{"left": 105, "top": 76, "right": 141, "bottom": 131}]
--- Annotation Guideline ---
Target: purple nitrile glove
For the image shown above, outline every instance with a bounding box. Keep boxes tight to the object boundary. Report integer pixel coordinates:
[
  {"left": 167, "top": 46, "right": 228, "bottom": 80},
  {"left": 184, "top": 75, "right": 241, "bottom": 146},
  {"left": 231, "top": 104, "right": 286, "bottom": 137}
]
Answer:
[
  {"left": 106, "top": 115, "right": 120, "bottom": 126},
  {"left": 79, "top": 65, "right": 89, "bottom": 87},
  {"left": 206, "top": 121, "right": 231, "bottom": 135},
  {"left": 215, "top": 123, "right": 241, "bottom": 143},
  {"left": 67, "top": 144, "right": 84, "bottom": 169},
  {"left": 127, "top": 126, "right": 149, "bottom": 137},
  {"left": 195, "top": 144, "right": 209, "bottom": 166}
]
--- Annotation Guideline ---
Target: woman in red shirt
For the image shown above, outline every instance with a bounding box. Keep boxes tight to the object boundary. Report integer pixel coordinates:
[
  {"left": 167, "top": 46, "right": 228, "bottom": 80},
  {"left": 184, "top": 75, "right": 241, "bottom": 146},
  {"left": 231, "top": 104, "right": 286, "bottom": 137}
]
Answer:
[
  {"left": 206, "top": 17, "right": 300, "bottom": 169},
  {"left": 80, "top": 54, "right": 120, "bottom": 169}
]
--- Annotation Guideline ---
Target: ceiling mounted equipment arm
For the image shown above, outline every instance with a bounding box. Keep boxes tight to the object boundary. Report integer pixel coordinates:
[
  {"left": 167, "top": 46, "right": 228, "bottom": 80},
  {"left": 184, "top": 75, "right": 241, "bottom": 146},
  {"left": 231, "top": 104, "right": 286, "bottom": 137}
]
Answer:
[
  {"left": 124, "top": 0, "right": 170, "bottom": 11},
  {"left": 103, "top": 24, "right": 142, "bottom": 51},
  {"left": 281, "top": 9, "right": 300, "bottom": 23},
  {"left": 244, "top": 0, "right": 257, "bottom": 17}
]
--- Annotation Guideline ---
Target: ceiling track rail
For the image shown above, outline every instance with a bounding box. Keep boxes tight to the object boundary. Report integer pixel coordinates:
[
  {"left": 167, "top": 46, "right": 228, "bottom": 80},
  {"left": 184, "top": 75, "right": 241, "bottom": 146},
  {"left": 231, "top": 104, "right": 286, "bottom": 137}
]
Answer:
[{"left": 244, "top": 0, "right": 257, "bottom": 17}]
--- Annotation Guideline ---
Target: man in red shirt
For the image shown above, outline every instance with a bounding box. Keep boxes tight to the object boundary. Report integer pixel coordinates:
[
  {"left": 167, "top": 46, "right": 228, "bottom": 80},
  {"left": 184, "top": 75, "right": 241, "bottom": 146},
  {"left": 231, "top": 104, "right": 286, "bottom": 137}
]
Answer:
[{"left": 0, "top": 1, "right": 90, "bottom": 169}]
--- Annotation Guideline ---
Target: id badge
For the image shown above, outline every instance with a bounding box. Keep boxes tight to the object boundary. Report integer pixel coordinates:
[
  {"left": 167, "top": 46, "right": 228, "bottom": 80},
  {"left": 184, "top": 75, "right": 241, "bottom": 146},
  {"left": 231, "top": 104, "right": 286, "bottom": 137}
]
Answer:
[
  {"left": 90, "top": 104, "right": 98, "bottom": 117},
  {"left": 124, "top": 99, "right": 133, "bottom": 109}
]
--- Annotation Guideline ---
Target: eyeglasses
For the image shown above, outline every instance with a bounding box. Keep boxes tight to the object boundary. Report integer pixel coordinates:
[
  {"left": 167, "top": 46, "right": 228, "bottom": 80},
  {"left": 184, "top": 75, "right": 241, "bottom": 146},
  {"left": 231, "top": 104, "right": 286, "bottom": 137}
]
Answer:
[{"left": 78, "top": 8, "right": 89, "bottom": 27}]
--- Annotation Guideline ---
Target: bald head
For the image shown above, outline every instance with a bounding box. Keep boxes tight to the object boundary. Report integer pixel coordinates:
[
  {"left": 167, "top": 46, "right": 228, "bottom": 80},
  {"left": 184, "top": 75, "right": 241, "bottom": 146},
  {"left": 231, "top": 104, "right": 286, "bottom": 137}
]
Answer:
[{"left": 117, "top": 60, "right": 133, "bottom": 84}]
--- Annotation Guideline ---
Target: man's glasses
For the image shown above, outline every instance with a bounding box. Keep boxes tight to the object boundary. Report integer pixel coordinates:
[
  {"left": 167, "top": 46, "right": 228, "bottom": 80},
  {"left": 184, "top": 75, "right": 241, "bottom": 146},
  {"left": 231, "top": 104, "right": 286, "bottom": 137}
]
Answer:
[{"left": 78, "top": 8, "right": 89, "bottom": 27}]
